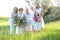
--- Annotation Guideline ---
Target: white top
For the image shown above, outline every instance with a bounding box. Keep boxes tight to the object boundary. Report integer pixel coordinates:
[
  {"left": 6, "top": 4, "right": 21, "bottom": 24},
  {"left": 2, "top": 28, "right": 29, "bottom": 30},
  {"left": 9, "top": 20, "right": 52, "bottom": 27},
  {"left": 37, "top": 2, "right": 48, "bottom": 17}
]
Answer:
[
  {"left": 29, "top": 11, "right": 34, "bottom": 20},
  {"left": 36, "top": 8, "right": 43, "bottom": 16},
  {"left": 25, "top": 11, "right": 34, "bottom": 20},
  {"left": 25, "top": 13, "right": 30, "bottom": 20},
  {"left": 10, "top": 12, "right": 18, "bottom": 19},
  {"left": 18, "top": 12, "right": 25, "bottom": 19}
]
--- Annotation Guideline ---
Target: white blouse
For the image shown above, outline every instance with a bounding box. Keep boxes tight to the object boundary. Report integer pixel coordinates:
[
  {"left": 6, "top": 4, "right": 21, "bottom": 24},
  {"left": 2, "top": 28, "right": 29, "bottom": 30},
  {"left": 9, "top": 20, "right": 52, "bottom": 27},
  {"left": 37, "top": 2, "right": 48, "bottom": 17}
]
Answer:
[
  {"left": 10, "top": 12, "right": 18, "bottom": 19},
  {"left": 29, "top": 11, "right": 34, "bottom": 20},
  {"left": 18, "top": 12, "right": 25, "bottom": 19},
  {"left": 25, "top": 13, "right": 30, "bottom": 20},
  {"left": 36, "top": 8, "right": 43, "bottom": 16}
]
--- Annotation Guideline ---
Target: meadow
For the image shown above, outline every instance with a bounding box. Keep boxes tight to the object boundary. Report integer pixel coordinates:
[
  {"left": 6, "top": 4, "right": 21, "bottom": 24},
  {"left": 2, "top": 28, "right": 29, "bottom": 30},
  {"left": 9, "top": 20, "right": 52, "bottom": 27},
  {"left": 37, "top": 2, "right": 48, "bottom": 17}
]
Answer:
[{"left": 0, "top": 17, "right": 60, "bottom": 40}]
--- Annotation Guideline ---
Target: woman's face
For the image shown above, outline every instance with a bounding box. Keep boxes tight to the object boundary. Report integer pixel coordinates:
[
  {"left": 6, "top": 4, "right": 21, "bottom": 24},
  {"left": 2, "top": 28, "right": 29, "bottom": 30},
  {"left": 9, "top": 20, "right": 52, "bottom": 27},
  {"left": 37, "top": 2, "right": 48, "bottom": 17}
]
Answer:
[
  {"left": 36, "top": 3, "right": 40, "bottom": 9},
  {"left": 19, "top": 9, "right": 23, "bottom": 12},
  {"left": 19, "top": 8, "right": 23, "bottom": 13},
  {"left": 13, "top": 7, "right": 18, "bottom": 13}
]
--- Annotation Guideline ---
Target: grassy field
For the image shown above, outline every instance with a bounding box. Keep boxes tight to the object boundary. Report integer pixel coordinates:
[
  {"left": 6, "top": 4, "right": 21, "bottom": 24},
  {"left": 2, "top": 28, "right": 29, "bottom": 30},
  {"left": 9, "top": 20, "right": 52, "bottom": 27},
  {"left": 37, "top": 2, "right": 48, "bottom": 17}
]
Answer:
[{"left": 0, "top": 17, "right": 60, "bottom": 40}]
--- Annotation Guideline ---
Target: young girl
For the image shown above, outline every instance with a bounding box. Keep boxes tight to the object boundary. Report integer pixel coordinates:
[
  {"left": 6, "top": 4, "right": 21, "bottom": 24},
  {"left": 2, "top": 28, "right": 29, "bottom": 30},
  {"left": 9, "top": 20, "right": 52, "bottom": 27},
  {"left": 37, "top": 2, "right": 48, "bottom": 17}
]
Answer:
[
  {"left": 30, "top": 7, "right": 35, "bottom": 31},
  {"left": 9, "top": 7, "right": 18, "bottom": 34},
  {"left": 25, "top": 7, "right": 35, "bottom": 31},
  {"left": 25, "top": 8, "right": 31, "bottom": 31},
  {"left": 16, "top": 8, "right": 25, "bottom": 34}
]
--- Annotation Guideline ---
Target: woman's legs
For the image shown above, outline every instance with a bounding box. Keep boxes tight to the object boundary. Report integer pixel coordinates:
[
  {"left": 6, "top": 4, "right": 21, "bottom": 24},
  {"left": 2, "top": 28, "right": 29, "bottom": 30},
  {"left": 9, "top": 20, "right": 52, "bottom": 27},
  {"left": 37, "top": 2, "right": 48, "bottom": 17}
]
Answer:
[
  {"left": 19, "top": 27, "right": 24, "bottom": 33},
  {"left": 25, "top": 24, "right": 30, "bottom": 31},
  {"left": 16, "top": 26, "right": 20, "bottom": 35},
  {"left": 41, "top": 19, "right": 44, "bottom": 29},
  {"left": 10, "top": 23, "right": 14, "bottom": 34},
  {"left": 30, "top": 20, "right": 34, "bottom": 32},
  {"left": 30, "top": 24, "right": 34, "bottom": 32},
  {"left": 16, "top": 23, "right": 24, "bottom": 34},
  {"left": 10, "top": 19, "right": 14, "bottom": 34}
]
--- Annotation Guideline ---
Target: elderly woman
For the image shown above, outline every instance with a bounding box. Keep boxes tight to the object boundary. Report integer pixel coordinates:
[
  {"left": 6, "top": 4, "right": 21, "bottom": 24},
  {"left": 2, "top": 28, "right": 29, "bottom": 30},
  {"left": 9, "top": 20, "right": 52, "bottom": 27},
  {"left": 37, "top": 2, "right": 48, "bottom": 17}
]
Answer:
[{"left": 33, "top": 3, "right": 44, "bottom": 32}]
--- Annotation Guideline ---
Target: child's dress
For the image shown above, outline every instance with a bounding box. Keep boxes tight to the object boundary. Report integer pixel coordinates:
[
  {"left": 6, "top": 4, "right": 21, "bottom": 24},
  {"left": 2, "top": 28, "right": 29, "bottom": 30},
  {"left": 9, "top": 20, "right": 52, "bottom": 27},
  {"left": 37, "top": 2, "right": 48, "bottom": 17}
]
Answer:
[{"left": 9, "top": 12, "right": 17, "bottom": 34}]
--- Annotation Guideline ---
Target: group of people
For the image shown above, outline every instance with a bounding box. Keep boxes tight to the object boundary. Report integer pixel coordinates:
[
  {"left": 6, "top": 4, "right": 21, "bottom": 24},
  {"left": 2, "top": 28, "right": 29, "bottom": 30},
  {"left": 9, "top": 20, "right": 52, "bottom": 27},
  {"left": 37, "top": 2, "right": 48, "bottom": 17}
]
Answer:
[{"left": 9, "top": 3, "right": 44, "bottom": 35}]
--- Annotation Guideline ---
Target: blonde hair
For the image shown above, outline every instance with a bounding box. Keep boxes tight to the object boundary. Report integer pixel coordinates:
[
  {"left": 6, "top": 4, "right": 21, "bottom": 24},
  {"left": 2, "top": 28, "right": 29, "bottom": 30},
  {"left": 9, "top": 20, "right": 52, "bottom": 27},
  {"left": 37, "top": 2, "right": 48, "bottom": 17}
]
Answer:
[
  {"left": 36, "top": 3, "right": 42, "bottom": 9},
  {"left": 13, "top": 7, "right": 18, "bottom": 12}
]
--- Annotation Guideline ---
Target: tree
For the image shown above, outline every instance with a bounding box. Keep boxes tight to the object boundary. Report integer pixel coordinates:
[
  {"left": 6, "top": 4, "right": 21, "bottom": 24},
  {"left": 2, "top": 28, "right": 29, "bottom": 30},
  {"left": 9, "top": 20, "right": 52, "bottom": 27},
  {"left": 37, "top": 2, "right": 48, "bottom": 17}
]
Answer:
[{"left": 26, "top": 0, "right": 51, "bottom": 12}]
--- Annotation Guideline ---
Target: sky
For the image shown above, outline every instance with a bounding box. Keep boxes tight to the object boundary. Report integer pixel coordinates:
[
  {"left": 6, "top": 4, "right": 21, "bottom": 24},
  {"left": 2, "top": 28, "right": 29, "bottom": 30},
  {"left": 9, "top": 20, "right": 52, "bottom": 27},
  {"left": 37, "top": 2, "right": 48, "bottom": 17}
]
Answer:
[
  {"left": 0, "top": 0, "right": 29, "bottom": 17},
  {"left": 0, "top": 0, "right": 59, "bottom": 17}
]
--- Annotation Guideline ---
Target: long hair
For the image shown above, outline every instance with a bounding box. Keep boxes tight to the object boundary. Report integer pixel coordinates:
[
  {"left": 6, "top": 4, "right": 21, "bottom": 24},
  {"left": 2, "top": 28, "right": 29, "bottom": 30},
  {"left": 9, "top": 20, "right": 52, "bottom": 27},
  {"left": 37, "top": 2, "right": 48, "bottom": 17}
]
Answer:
[
  {"left": 13, "top": 7, "right": 18, "bottom": 13},
  {"left": 36, "top": 3, "right": 42, "bottom": 9}
]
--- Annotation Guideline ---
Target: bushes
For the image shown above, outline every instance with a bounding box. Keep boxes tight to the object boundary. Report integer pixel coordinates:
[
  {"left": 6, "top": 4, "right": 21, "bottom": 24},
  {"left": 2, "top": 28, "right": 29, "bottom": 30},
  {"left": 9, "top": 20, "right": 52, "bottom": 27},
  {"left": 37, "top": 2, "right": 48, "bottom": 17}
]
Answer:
[{"left": 44, "top": 6, "right": 60, "bottom": 22}]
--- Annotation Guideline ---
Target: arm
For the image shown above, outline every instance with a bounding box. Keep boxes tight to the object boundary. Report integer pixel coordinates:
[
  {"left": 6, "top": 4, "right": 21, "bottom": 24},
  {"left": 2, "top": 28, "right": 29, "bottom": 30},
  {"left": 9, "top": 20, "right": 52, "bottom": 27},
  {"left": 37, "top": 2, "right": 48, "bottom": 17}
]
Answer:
[
  {"left": 11, "top": 12, "right": 14, "bottom": 18},
  {"left": 41, "top": 11, "right": 44, "bottom": 17},
  {"left": 41, "top": 8, "right": 44, "bottom": 17}
]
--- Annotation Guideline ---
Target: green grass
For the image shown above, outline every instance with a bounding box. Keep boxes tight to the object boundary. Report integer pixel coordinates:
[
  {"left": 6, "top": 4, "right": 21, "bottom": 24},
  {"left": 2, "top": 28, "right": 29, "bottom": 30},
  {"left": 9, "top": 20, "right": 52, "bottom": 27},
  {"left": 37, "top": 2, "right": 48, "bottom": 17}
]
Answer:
[{"left": 0, "top": 17, "right": 60, "bottom": 40}]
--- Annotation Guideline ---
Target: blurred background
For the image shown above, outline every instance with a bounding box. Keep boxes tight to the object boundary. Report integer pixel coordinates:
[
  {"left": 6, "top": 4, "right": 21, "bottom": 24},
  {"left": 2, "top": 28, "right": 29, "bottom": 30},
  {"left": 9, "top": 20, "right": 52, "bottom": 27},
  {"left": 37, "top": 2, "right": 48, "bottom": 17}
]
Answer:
[
  {"left": 0, "top": 0, "right": 60, "bottom": 40},
  {"left": 0, "top": 0, "right": 60, "bottom": 22}
]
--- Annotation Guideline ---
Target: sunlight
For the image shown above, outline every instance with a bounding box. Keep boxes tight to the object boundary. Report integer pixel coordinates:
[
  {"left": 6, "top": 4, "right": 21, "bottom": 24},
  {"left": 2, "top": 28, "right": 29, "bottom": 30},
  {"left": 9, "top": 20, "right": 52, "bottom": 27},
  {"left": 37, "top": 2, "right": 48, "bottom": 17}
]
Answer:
[
  {"left": 0, "top": 0, "right": 29, "bottom": 17},
  {"left": 0, "top": 0, "right": 59, "bottom": 17}
]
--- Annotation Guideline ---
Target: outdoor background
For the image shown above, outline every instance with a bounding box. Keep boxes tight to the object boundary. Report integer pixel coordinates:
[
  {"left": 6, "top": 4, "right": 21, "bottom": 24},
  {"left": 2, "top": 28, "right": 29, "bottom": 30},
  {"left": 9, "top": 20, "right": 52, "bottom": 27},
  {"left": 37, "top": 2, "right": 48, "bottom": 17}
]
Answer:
[{"left": 0, "top": 0, "right": 60, "bottom": 40}]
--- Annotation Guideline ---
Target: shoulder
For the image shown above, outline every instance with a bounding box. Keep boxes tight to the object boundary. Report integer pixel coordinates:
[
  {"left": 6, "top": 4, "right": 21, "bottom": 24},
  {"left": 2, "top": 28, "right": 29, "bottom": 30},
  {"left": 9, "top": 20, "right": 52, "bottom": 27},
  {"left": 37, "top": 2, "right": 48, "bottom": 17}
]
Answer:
[
  {"left": 18, "top": 12, "right": 21, "bottom": 15},
  {"left": 11, "top": 12, "right": 14, "bottom": 16},
  {"left": 23, "top": 13, "right": 26, "bottom": 16}
]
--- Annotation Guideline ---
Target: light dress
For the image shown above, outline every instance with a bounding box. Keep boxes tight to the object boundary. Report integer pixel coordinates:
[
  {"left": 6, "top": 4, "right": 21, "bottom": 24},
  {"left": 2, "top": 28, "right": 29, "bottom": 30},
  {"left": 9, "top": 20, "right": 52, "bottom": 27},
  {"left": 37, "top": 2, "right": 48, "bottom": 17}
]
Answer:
[
  {"left": 16, "top": 12, "right": 25, "bottom": 34},
  {"left": 25, "top": 11, "right": 34, "bottom": 31},
  {"left": 9, "top": 12, "right": 17, "bottom": 34},
  {"left": 34, "top": 8, "right": 44, "bottom": 31}
]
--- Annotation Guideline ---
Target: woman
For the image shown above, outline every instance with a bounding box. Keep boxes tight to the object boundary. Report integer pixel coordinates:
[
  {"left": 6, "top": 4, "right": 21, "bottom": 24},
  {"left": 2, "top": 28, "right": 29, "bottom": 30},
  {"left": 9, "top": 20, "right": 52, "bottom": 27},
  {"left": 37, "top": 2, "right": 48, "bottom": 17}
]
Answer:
[
  {"left": 16, "top": 8, "right": 25, "bottom": 34},
  {"left": 25, "top": 8, "right": 31, "bottom": 31},
  {"left": 9, "top": 7, "right": 18, "bottom": 34},
  {"left": 34, "top": 3, "right": 44, "bottom": 32},
  {"left": 30, "top": 7, "right": 35, "bottom": 31}
]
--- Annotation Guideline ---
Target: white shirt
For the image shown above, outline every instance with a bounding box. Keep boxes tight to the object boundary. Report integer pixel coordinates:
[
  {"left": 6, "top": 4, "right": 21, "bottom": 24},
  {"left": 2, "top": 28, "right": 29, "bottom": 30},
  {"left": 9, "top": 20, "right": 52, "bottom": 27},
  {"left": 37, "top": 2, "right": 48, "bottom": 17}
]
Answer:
[
  {"left": 25, "top": 11, "right": 34, "bottom": 20},
  {"left": 29, "top": 11, "right": 34, "bottom": 20},
  {"left": 25, "top": 13, "right": 30, "bottom": 20},
  {"left": 36, "top": 8, "right": 43, "bottom": 16},
  {"left": 18, "top": 12, "right": 25, "bottom": 19},
  {"left": 10, "top": 12, "right": 18, "bottom": 19}
]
